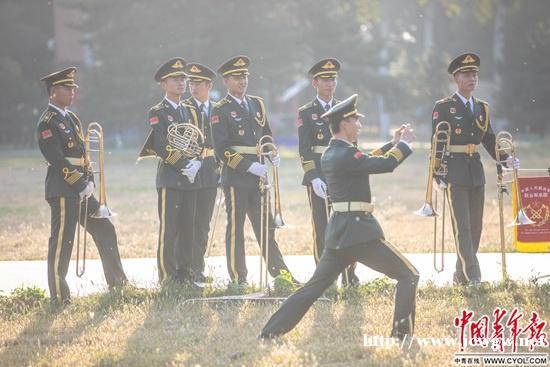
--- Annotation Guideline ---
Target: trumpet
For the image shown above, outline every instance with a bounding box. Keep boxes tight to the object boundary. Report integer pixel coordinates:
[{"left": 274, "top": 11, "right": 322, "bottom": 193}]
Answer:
[
  {"left": 76, "top": 122, "right": 116, "bottom": 277},
  {"left": 495, "top": 131, "right": 534, "bottom": 280},
  {"left": 414, "top": 121, "right": 451, "bottom": 272},
  {"left": 257, "top": 135, "right": 285, "bottom": 289}
]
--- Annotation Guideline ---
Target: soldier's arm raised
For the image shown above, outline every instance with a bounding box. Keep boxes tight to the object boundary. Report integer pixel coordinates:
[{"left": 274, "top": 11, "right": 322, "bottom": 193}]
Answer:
[{"left": 346, "top": 142, "right": 412, "bottom": 175}]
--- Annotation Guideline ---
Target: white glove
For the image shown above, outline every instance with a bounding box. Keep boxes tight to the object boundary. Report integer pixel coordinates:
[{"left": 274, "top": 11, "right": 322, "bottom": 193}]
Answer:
[
  {"left": 79, "top": 181, "right": 94, "bottom": 200},
  {"left": 181, "top": 160, "right": 202, "bottom": 183},
  {"left": 247, "top": 162, "right": 268, "bottom": 178},
  {"left": 505, "top": 156, "right": 520, "bottom": 170},
  {"left": 269, "top": 153, "right": 281, "bottom": 168},
  {"left": 400, "top": 124, "right": 416, "bottom": 144},
  {"left": 311, "top": 178, "right": 327, "bottom": 199}
]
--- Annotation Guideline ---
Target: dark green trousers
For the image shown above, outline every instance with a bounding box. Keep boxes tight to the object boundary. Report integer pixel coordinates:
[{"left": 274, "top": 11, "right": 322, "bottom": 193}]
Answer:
[
  {"left": 446, "top": 183, "right": 484, "bottom": 283},
  {"left": 47, "top": 195, "right": 127, "bottom": 302},
  {"left": 223, "top": 185, "right": 291, "bottom": 283},
  {"left": 307, "top": 185, "right": 358, "bottom": 286},
  {"left": 157, "top": 188, "right": 197, "bottom": 282},
  {"left": 191, "top": 186, "right": 218, "bottom": 276},
  {"left": 261, "top": 239, "right": 419, "bottom": 338}
]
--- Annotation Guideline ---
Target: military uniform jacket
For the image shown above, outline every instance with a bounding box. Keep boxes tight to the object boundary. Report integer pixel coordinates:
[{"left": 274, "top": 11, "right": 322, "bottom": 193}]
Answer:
[
  {"left": 37, "top": 106, "right": 90, "bottom": 199},
  {"left": 184, "top": 97, "right": 220, "bottom": 188},
  {"left": 321, "top": 139, "right": 412, "bottom": 250},
  {"left": 297, "top": 98, "right": 339, "bottom": 185},
  {"left": 141, "top": 99, "right": 201, "bottom": 190},
  {"left": 211, "top": 94, "right": 271, "bottom": 189},
  {"left": 432, "top": 93, "right": 498, "bottom": 187}
]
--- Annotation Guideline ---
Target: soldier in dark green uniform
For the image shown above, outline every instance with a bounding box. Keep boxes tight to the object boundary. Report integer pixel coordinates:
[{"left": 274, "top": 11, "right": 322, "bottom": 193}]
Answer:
[
  {"left": 260, "top": 95, "right": 419, "bottom": 341},
  {"left": 37, "top": 67, "right": 127, "bottom": 304},
  {"left": 432, "top": 53, "right": 518, "bottom": 286},
  {"left": 184, "top": 62, "right": 219, "bottom": 282},
  {"left": 210, "top": 55, "right": 297, "bottom": 285},
  {"left": 138, "top": 58, "right": 202, "bottom": 283},
  {"left": 298, "top": 58, "right": 358, "bottom": 286}
]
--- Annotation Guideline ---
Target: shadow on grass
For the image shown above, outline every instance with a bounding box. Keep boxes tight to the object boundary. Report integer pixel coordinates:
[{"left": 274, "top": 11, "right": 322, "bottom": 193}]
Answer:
[{"left": 0, "top": 287, "right": 139, "bottom": 367}]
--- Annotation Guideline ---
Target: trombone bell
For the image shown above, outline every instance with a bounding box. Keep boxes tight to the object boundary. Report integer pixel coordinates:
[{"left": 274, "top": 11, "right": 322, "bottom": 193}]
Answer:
[
  {"left": 274, "top": 214, "right": 285, "bottom": 228},
  {"left": 415, "top": 203, "right": 438, "bottom": 217},
  {"left": 91, "top": 204, "right": 117, "bottom": 219},
  {"left": 510, "top": 208, "right": 535, "bottom": 227}
]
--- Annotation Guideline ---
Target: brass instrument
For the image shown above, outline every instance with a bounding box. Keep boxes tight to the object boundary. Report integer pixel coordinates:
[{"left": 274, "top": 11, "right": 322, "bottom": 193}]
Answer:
[
  {"left": 76, "top": 122, "right": 116, "bottom": 277},
  {"left": 495, "top": 131, "right": 535, "bottom": 280},
  {"left": 495, "top": 131, "right": 535, "bottom": 227},
  {"left": 206, "top": 187, "right": 224, "bottom": 259},
  {"left": 166, "top": 122, "right": 205, "bottom": 159},
  {"left": 415, "top": 121, "right": 451, "bottom": 272},
  {"left": 257, "top": 135, "right": 285, "bottom": 289}
]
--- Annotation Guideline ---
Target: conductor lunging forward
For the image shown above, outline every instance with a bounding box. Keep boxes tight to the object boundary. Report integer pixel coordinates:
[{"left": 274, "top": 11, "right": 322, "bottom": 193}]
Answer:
[{"left": 260, "top": 95, "right": 419, "bottom": 342}]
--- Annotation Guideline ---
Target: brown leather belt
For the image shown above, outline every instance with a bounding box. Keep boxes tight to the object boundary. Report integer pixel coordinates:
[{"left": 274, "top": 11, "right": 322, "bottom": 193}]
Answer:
[{"left": 331, "top": 201, "right": 374, "bottom": 213}]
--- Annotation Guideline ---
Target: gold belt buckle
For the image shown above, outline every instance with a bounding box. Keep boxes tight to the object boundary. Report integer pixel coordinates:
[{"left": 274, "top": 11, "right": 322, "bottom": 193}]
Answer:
[{"left": 466, "top": 144, "right": 475, "bottom": 155}]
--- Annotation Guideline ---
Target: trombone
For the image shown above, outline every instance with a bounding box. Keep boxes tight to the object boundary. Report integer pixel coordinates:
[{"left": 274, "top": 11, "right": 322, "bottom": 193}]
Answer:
[
  {"left": 257, "top": 135, "right": 285, "bottom": 290},
  {"left": 76, "top": 122, "right": 116, "bottom": 277},
  {"left": 415, "top": 121, "right": 451, "bottom": 272},
  {"left": 495, "top": 131, "right": 535, "bottom": 280}
]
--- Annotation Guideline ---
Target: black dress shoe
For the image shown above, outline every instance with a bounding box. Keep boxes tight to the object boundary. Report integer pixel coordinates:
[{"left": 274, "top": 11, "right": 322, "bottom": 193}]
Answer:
[
  {"left": 194, "top": 272, "right": 207, "bottom": 283},
  {"left": 453, "top": 272, "right": 467, "bottom": 286},
  {"left": 342, "top": 273, "right": 360, "bottom": 287},
  {"left": 257, "top": 332, "right": 278, "bottom": 341},
  {"left": 467, "top": 278, "right": 481, "bottom": 287}
]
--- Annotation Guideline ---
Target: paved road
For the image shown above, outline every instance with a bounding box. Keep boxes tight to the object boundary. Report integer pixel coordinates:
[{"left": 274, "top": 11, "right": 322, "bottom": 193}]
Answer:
[{"left": 1, "top": 253, "right": 549, "bottom": 297}]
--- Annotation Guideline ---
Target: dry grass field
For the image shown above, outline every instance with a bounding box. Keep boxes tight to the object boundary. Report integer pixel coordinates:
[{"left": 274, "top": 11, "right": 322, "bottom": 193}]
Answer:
[
  {"left": 1, "top": 141, "right": 548, "bottom": 261},
  {"left": 0, "top": 280, "right": 548, "bottom": 367}
]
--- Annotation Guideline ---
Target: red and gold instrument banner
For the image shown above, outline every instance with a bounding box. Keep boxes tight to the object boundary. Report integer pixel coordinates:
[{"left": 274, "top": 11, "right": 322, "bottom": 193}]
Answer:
[{"left": 517, "top": 176, "right": 550, "bottom": 243}]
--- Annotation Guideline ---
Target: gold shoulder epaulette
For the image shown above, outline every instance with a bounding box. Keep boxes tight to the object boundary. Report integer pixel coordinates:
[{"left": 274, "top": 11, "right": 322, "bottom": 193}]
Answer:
[
  {"left": 435, "top": 96, "right": 453, "bottom": 105},
  {"left": 476, "top": 97, "right": 489, "bottom": 106},
  {"left": 213, "top": 98, "right": 230, "bottom": 108},
  {"left": 150, "top": 102, "right": 165, "bottom": 112},
  {"left": 298, "top": 101, "right": 313, "bottom": 112},
  {"left": 247, "top": 94, "right": 264, "bottom": 101},
  {"left": 40, "top": 110, "right": 56, "bottom": 124}
]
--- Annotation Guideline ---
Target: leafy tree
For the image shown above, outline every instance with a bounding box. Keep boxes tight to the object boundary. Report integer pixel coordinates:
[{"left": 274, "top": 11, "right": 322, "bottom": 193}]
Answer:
[
  {"left": 0, "top": 1, "right": 54, "bottom": 146},
  {"left": 498, "top": 0, "right": 550, "bottom": 136}
]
